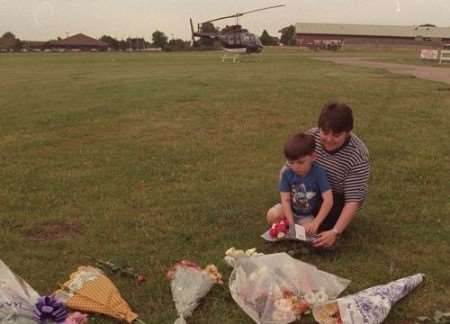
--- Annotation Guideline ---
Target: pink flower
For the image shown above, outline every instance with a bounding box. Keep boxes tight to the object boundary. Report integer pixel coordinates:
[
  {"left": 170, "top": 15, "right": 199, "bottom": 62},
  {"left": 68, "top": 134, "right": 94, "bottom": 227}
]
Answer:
[{"left": 64, "top": 312, "right": 88, "bottom": 324}]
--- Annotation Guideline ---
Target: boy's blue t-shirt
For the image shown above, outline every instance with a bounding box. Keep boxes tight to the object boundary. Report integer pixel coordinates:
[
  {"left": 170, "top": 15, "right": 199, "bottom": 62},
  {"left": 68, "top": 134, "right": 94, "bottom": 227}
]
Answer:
[{"left": 279, "top": 163, "right": 331, "bottom": 217}]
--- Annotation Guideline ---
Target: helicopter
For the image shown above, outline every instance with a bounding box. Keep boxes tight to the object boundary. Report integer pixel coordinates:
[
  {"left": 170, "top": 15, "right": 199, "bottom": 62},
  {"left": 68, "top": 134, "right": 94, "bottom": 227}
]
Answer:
[{"left": 189, "top": 4, "right": 285, "bottom": 54}]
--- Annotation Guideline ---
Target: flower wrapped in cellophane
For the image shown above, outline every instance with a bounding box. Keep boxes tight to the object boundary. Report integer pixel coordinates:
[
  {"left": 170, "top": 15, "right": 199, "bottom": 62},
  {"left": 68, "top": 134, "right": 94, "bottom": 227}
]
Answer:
[
  {"left": 0, "top": 259, "right": 40, "bottom": 324},
  {"left": 313, "top": 273, "right": 425, "bottom": 324},
  {"left": 166, "top": 260, "right": 223, "bottom": 324},
  {"left": 223, "top": 247, "right": 264, "bottom": 268},
  {"left": 229, "top": 253, "right": 350, "bottom": 324},
  {"left": 54, "top": 266, "right": 145, "bottom": 323}
]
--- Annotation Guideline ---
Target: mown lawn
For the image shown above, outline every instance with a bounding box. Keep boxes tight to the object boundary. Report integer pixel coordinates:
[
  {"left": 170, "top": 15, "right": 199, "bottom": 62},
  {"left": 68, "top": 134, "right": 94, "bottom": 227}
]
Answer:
[{"left": 0, "top": 49, "right": 449, "bottom": 323}]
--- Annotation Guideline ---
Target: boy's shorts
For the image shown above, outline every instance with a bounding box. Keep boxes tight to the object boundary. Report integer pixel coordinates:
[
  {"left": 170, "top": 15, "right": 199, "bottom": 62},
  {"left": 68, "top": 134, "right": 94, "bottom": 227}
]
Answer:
[{"left": 294, "top": 215, "right": 314, "bottom": 225}]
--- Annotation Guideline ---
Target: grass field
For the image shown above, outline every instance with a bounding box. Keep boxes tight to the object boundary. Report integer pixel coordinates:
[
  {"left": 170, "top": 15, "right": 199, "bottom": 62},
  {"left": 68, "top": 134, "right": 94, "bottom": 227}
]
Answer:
[{"left": 0, "top": 49, "right": 449, "bottom": 323}]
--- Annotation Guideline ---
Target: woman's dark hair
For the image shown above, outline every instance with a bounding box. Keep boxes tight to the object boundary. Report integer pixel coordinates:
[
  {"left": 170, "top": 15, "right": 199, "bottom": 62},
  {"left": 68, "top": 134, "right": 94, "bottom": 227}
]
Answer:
[
  {"left": 284, "top": 133, "right": 316, "bottom": 160},
  {"left": 318, "top": 102, "right": 354, "bottom": 133}
]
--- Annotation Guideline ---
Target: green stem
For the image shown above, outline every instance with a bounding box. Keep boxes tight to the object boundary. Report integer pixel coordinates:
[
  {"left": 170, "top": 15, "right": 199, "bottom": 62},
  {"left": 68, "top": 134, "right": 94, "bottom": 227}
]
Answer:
[{"left": 134, "top": 318, "right": 147, "bottom": 324}]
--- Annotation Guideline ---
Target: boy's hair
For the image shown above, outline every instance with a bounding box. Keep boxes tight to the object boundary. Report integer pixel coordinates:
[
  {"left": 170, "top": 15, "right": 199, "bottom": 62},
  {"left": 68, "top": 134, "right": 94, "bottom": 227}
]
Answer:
[
  {"left": 318, "top": 102, "right": 354, "bottom": 133},
  {"left": 284, "top": 133, "right": 316, "bottom": 160}
]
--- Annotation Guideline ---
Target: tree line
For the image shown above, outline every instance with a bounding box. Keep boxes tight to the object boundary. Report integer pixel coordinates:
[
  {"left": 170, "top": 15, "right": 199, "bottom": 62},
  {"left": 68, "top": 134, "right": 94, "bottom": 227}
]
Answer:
[{"left": 0, "top": 26, "right": 296, "bottom": 52}]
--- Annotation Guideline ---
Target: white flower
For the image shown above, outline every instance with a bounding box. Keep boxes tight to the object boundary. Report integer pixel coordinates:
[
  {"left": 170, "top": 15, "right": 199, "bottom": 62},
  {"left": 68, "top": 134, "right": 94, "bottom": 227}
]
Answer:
[
  {"left": 223, "top": 256, "right": 235, "bottom": 267},
  {"left": 277, "top": 232, "right": 286, "bottom": 239},
  {"left": 315, "top": 290, "right": 328, "bottom": 303},
  {"left": 271, "top": 310, "right": 283, "bottom": 321},
  {"left": 272, "top": 309, "right": 292, "bottom": 322},
  {"left": 274, "top": 298, "right": 292, "bottom": 312},
  {"left": 304, "top": 292, "right": 317, "bottom": 305},
  {"left": 245, "top": 248, "right": 257, "bottom": 256},
  {"left": 225, "top": 247, "right": 236, "bottom": 256}
]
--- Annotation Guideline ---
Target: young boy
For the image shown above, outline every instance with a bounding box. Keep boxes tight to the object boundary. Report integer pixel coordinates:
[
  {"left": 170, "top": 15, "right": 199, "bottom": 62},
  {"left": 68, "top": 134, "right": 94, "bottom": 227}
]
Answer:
[{"left": 267, "top": 133, "right": 333, "bottom": 236}]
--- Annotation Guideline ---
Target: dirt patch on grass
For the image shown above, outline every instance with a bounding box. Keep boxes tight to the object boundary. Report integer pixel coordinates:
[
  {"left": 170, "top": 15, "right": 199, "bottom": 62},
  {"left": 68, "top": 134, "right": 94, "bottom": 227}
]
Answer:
[{"left": 24, "top": 218, "right": 85, "bottom": 241}]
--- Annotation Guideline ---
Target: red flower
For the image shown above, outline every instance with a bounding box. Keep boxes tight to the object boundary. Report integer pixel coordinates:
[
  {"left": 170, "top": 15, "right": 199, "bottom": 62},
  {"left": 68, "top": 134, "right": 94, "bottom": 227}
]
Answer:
[{"left": 293, "top": 298, "right": 310, "bottom": 315}]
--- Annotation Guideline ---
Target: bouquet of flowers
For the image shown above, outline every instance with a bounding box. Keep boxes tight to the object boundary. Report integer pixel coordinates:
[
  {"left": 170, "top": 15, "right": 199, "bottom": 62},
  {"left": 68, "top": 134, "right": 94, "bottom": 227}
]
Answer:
[
  {"left": 229, "top": 253, "right": 350, "bottom": 324},
  {"left": 269, "top": 219, "right": 290, "bottom": 240},
  {"left": 167, "top": 260, "right": 223, "bottom": 324},
  {"left": 0, "top": 259, "right": 40, "bottom": 324},
  {"left": 313, "top": 273, "right": 425, "bottom": 324},
  {"left": 33, "top": 295, "right": 69, "bottom": 323},
  {"left": 261, "top": 218, "right": 291, "bottom": 242},
  {"left": 54, "top": 266, "right": 144, "bottom": 323}
]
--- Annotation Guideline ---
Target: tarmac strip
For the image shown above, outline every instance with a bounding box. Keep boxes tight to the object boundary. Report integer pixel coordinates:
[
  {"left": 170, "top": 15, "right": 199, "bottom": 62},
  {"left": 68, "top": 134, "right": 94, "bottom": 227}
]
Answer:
[{"left": 316, "top": 57, "right": 450, "bottom": 85}]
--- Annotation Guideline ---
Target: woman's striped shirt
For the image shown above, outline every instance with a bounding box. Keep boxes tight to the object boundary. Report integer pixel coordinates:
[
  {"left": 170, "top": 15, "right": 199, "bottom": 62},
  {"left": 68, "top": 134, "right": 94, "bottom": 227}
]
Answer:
[{"left": 309, "top": 128, "right": 370, "bottom": 203}]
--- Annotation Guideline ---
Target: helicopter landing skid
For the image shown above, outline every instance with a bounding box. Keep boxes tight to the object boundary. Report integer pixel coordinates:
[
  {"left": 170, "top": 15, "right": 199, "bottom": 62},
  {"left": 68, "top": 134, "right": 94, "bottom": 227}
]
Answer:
[{"left": 222, "top": 53, "right": 240, "bottom": 63}]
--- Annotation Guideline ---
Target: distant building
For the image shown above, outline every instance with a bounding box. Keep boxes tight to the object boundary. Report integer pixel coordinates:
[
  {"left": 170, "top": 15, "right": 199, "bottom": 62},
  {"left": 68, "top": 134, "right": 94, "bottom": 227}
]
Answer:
[
  {"left": 46, "top": 33, "right": 108, "bottom": 51},
  {"left": 22, "top": 41, "right": 47, "bottom": 52},
  {"left": 0, "top": 37, "right": 15, "bottom": 52},
  {"left": 295, "top": 23, "right": 450, "bottom": 48}
]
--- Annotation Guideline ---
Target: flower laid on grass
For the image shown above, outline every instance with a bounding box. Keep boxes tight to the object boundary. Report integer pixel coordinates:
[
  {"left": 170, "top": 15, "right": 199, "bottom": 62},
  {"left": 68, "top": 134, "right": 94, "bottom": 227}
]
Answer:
[
  {"left": 64, "top": 312, "right": 88, "bottom": 324},
  {"left": 229, "top": 253, "right": 350, "bottom": 324},
  {"left": 167, "top": 260, "right": 223, "bottom": 324},
  {"left": 203, "top": 264, "right": 224, "bottom": 284},
  {"left": 89, "top": 257, "right": 147, "bottom": 284},
  {"left": 0, "top": 259, "right": 40, "bottom": 323},
  {"left": 33, "top": 295, "right": 69, "bottom": 323},
  {"left": 313, "top": 274, "right": 424, "bottom": 324},
  {"left": 54, "top": 266, "right": 146, "bottom": 324},
  {"left": 223, "top": 247, "right": 264, "bottom": 267}
]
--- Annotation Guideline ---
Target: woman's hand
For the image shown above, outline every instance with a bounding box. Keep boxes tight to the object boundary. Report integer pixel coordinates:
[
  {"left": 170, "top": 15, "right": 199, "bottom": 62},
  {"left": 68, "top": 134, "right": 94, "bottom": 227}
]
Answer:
[{"left": 312, "top": 229, "right": 338, "bottom": 248}]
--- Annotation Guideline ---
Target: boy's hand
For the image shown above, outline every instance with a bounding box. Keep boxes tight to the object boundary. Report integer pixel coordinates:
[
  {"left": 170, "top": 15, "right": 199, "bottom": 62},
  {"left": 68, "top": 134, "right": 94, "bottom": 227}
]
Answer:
[
  {"left": 304, "top": 221, "right": 319, "bottom": 235},
  {"left": 287, "top": 220, "right": 296, "bottom": 238}
]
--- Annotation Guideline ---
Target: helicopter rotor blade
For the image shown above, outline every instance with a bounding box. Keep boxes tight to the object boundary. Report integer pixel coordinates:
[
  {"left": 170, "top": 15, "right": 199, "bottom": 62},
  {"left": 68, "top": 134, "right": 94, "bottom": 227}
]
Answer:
[
  {"left": 202, "top": 14, "right": 242, "bottom": 24},
  {"left": 201, "top": 4, "right": 285, "bottom": 24},
  {"left": 239, "top": 4, "right": 286, "bottom": 16}
]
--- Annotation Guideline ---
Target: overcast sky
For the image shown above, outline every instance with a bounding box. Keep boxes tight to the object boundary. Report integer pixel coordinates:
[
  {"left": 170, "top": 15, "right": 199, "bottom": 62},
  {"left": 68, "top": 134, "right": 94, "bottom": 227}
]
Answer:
[{"left": 1, "top": 0, "right": 449, "bottom": 41}]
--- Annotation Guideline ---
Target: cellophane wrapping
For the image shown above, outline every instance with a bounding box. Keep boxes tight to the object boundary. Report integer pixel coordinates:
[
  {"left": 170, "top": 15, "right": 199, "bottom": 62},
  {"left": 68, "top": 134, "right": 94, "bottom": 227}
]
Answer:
[
  {"left": 0, "top": 260, "right": 40, "bottom": 324},
  {"left": 229, "top": 253, "right": 350, "bottom": 324},
  {"left": 169, "top": 265, "right": 215, "bottom": 324}
]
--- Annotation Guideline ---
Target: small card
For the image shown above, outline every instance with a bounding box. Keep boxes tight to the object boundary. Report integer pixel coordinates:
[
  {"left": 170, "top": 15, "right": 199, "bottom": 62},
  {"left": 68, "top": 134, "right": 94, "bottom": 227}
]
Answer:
[{"left": 295, "top": 224, "right": 307, "bottom": 241}]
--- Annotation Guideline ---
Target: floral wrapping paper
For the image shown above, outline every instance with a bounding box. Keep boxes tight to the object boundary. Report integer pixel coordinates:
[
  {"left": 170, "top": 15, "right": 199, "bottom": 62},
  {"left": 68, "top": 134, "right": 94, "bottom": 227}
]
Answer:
[{"left": 313, "top": 273, "right": 424, "bottom": 324}]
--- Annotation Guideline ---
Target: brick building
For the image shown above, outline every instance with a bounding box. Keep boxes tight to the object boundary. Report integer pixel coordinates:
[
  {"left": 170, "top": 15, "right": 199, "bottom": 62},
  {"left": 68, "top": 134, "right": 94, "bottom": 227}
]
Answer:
[
  {"left": 295, "top": 23, "right": 450, "bottom": 48},
  {"left": 46, "top": 33, "right": 108, "bottom": 51}
]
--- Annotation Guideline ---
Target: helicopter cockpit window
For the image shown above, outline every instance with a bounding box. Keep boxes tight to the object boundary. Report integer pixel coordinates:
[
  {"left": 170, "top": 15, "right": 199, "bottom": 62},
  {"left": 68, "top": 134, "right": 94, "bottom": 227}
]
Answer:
[{"left": 235, "top": 34, "right": 241, "bottom": 45}]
